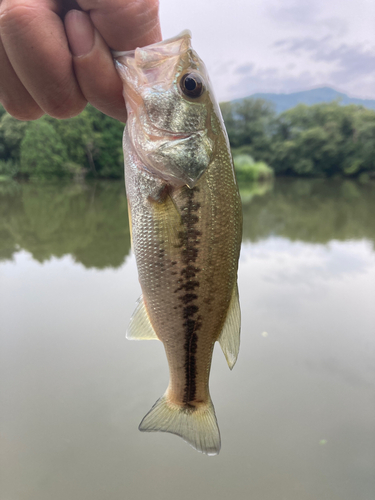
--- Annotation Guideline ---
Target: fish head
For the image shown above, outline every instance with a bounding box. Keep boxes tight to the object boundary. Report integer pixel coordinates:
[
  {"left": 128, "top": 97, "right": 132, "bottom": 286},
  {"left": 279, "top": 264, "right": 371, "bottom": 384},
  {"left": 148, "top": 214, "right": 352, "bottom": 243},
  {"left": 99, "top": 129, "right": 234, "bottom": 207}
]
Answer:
[{"left": 114, "top": 31, "right": 222, "bottom": 188}]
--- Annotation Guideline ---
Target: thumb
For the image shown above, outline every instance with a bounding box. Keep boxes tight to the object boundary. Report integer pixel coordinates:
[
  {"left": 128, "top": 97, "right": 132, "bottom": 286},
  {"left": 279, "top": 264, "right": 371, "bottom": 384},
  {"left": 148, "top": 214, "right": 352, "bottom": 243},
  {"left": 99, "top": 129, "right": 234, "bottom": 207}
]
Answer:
[
  {"left": 76, "top": 0, "right": 161, "bottom": 51},
  {"left": 65, "top": 9, "right": 126, "bottom": 122}
]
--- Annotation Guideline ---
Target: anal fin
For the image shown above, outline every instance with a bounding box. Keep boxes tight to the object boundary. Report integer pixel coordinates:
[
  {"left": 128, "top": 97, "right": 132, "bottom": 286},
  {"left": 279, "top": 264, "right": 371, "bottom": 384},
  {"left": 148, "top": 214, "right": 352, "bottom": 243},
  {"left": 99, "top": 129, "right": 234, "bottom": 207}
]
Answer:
[
  {"left": 218, "top": 282, "right": 241, "bottom": 369},
  {"left": 126, "top": 295, "right": 159, "bottom": 340}
]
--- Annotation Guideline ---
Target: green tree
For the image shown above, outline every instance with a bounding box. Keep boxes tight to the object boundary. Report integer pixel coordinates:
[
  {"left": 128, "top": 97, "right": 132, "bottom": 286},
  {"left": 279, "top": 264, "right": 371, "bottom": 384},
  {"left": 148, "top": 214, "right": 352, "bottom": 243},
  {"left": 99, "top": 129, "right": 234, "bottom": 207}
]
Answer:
[
  {"left": 45, "top": 108, "right": 96, "bottom": 175},
  {"left": 20, "top": 118, "right": 70, "bottom": 178},
  {"left": 270, "top": 103, "right": 375, "bottom": 177},
  {"left": 221, "top": 98, "right": 276, "bottom": 163},
  {"left": 86, "top": 105, "right": 124, "bottom": 178},
  {"left": 0, "top": 112, "right": 28, "bottom": 162},
  {"left": 0, "top": 103, "right": 125, "bottom": 180},
  {"left": 352, "top": 111, "right": 375, "bottom": 175}
]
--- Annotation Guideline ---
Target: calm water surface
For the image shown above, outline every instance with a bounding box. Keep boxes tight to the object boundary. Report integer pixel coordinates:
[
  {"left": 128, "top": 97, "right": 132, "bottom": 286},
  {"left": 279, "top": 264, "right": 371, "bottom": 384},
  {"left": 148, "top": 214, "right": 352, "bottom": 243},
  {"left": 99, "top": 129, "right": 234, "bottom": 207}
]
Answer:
[{"left": 1, "top": 178, "right": 374, "bottom": 500}]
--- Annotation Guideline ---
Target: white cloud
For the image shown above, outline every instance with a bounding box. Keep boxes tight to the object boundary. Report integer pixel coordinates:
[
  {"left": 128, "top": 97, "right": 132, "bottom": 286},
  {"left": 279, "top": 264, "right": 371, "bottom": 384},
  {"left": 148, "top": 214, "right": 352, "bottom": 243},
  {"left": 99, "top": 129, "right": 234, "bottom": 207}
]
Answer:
[
  {"left": 231, "top": 65, "right": 319, "bottom": 97},
  {"left": 275, "top": 36, "right": 375, "bottom": 78},
  {"left": 271, "top": 36, "right": 375, "bottom": 96},
  {"left": 159, "top": 0, "right": 375, "bottom": 101}
]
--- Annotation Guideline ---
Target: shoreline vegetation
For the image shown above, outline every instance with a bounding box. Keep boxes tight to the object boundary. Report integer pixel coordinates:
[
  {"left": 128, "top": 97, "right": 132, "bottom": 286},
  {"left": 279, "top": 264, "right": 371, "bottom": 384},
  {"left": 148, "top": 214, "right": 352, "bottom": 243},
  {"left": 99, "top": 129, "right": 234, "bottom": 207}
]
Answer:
[{"left": 1, "top": 98, "right": 375, "bottom": 182}]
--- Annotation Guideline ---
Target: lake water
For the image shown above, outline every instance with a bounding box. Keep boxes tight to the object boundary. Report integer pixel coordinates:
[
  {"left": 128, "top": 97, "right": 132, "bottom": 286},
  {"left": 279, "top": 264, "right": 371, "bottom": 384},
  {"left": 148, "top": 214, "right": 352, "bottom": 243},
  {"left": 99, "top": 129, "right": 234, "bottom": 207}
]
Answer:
[{"left": 1, "top": 178, "right": 374, "bottom": 500}]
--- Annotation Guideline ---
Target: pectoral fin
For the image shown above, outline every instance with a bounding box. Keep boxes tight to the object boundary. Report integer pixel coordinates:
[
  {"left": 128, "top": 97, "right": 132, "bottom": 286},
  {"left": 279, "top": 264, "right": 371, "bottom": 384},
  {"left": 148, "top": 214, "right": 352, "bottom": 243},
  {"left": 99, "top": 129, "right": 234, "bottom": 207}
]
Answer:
[
  {"left": 126, "top": 295, "right": 159, "bottom": 340},
  {"left": 218, "top": 283, "right": 241, "bottom": 369},
  {"left": 150, "top": 190, "right": 182, "bottom": 252}
]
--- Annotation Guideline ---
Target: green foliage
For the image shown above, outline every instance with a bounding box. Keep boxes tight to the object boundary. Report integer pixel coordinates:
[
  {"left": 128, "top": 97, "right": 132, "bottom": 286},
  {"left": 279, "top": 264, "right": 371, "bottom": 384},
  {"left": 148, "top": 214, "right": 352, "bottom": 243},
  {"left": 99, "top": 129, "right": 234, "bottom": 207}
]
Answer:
[
  {"left": 223, "top": 99, "right": 375, "bottom": 178},
  {"left": 2, "top": 97, "right": 375, "bottom": 180},
  {"left": 20, "top": 118, "right": 70, "bottom": 178},
  {"left": 233, "top": 154, "right": 274, "bottom": 182},
  {"left": 42, "top": 105, "right": 125, "bottom": 178},
  {"left": 0, "top": 112, "right": 28, "bottom": 161},
  {"left": 270, "top": 103, "right": 358, "bottom": 176},
  {"left": 221, "top": 98, "right": 276, "bottom": 164},
  {"left": 85, "top": 105, "right": 124, "bottom": 178},
  {"left": 0, "top": 103, "right": 124, "bottom": 180},
  {"left": 44, "top": 109, "right": 95, "bottom": 173},
  {"left": 0, "top": 159, "right": 19, "bottom": 179}
]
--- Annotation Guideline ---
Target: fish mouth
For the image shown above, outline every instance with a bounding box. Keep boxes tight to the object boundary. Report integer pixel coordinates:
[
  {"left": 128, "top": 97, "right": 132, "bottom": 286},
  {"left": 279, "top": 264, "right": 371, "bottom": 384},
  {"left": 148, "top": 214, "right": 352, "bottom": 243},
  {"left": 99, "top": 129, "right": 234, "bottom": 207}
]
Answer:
[
  {"left": 146, "top": 130, "right": 190, "bottom": 143},
  {"left": 113, "top": 31, "right": 193, "bottom": 95},
  {"left": 128, "top": 114, "right": 212, "bottom": 188},
  {"left": 112, "top": 30, "right": 192, "bottom": 59},
  {"left": 115, "top": 31, "right": 213, "bottom": 188},
  {"left": 166, "top": 132, "right": 190, "bottom": 140},
  {"left": 138, "top": 117, "right": 198, "bottom": 145}
]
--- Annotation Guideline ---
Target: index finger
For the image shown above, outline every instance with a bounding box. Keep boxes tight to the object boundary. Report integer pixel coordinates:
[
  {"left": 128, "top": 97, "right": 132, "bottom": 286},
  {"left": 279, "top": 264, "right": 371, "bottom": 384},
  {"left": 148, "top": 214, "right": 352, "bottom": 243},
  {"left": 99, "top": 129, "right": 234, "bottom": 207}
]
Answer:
[
  {"left": 0, "top": 0, "right": 86, "bottom": 118},
  {"left": 77, "top": 0, "right": 161, "bottom": 51}
]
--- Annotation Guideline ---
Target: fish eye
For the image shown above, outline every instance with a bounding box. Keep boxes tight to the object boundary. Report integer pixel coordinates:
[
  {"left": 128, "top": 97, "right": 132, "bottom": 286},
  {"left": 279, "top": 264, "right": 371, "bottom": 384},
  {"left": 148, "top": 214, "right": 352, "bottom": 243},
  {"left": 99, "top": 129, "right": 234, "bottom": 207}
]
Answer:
[{"left": 180, "top": 72, "right": 204, "bottom": 98}]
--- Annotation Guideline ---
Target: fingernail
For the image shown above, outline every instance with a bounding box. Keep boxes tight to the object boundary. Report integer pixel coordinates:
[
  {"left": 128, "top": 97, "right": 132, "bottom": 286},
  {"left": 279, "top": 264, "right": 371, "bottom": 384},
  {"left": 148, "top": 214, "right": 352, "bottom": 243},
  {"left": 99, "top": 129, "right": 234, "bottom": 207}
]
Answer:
[{"left": 65, "top": 10, "right": 95, "bottom": 57}]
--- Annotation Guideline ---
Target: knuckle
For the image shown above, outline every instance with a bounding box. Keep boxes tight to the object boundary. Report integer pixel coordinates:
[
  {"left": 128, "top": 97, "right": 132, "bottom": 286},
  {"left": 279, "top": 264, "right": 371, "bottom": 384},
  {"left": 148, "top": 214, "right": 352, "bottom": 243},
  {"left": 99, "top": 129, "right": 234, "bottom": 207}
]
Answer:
[
  {"left": 123, "top": 0, "right": 160, "bottom": 26},
  {"left": 1, "top": 97, "right": 44, "bottom": 121},
  {"left": 42, "top": 87, "right": 87, "bottom": 119},
  {"left": 0, "top": 2, "right": 39, "bottom": 33},
  {"left": 121, "top": 0, "right": 161, "bottom": 44}
]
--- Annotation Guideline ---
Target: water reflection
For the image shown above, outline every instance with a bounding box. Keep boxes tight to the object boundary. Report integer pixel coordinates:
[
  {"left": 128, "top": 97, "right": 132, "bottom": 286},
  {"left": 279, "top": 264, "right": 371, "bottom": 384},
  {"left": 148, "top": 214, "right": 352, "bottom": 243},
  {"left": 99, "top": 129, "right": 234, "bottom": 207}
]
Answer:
[
  {"left": 0, "top": 181, "right": 130, "bottom": 268},
  {"left": 1, "top": 178, "right": 374, "bottom": 500},
  {"left": 241, "top": 178, "right": 375, "bottom": 244},
  {"left": 0, "top": 178, "right": 374, "bottom": 268}
]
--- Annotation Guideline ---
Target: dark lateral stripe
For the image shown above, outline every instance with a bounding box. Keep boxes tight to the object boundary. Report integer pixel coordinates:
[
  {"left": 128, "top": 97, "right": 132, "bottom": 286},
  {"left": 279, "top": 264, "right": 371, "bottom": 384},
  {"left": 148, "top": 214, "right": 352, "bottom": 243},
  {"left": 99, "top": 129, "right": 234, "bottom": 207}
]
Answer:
[{"left": 175, "top": 187, "right": 202, "bottom": 405}]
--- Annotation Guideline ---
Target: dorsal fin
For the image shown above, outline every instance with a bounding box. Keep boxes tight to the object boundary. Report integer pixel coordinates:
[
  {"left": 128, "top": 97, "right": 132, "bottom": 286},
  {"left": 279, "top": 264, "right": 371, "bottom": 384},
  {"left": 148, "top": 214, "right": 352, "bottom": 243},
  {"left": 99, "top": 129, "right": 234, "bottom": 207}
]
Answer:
[
  {"left": 126, "top": 295, "right": 159, "bottom": 340},
  {"left": 218, "top": 283, "right": 241, "bottom": 369}
]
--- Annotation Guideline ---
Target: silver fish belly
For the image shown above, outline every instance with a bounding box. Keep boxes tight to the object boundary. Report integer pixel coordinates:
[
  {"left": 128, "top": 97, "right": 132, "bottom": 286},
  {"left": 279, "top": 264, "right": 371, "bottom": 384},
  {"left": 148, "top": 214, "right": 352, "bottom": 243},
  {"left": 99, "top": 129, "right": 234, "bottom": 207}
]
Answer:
[{"left": 115, "top": 31, "right": 242, "bottom": 455}]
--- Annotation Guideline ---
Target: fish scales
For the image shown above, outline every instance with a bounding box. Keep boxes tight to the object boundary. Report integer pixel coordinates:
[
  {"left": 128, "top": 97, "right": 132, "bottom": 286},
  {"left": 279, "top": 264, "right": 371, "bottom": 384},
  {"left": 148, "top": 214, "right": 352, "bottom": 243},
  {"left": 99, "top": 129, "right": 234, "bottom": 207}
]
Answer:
[{"left": 115, "top": 31, "right": 242, "bottom": 455}]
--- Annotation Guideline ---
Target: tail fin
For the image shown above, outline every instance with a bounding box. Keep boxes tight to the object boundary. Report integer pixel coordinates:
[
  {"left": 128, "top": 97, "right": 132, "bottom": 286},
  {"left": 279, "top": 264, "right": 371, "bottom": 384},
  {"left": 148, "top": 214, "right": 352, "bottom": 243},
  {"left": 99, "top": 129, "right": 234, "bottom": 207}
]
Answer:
[{"left": 139, "top": 394, "right": 221, "bottom": 455}]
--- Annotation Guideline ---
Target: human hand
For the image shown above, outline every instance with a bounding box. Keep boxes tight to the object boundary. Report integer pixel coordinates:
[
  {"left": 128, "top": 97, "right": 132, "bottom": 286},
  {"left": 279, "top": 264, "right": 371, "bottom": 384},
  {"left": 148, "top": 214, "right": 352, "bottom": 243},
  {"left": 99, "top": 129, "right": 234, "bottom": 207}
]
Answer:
[{"left": 0, "top": 0, "right": 161, "bottom": 122}]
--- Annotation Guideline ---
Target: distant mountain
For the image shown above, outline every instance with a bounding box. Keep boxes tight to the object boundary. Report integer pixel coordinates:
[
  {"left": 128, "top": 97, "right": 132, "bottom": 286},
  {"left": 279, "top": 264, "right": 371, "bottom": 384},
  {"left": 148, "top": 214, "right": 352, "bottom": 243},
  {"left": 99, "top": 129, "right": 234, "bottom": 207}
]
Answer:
[{"left": 238, "top": 87, "right": 375, "bottom": 114}]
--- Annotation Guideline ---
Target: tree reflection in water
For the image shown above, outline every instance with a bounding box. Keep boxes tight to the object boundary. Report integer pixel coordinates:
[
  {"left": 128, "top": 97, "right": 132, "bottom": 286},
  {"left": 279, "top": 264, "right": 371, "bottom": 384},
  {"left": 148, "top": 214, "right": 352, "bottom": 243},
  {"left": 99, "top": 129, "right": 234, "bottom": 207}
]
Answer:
[
  {"left": 0, "top": 178, "right": 374, "bottom": 268},
  {"left": 0, "top": 181, "right": 130, "bottom": 268}
]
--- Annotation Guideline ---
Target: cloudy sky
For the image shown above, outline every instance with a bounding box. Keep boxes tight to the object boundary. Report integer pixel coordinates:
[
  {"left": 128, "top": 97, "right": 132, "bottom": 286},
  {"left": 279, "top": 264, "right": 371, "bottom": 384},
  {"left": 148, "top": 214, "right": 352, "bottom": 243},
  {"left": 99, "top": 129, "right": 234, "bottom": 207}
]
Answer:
[{"left": 160, "top": 0, "right": 375, "bottom": 102}]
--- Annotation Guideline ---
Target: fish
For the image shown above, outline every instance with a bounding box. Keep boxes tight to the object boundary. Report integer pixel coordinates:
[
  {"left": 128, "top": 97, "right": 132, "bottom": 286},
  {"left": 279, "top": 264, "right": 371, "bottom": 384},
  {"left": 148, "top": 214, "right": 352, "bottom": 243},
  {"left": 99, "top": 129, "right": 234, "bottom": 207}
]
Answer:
[{"left": 114, "top": 31, "right": 242, "bottom": 455}]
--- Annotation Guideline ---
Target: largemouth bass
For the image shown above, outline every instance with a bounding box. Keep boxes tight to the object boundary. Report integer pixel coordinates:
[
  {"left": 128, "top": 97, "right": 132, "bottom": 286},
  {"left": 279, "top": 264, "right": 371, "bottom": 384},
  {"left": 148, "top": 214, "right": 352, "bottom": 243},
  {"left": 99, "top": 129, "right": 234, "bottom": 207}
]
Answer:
[{"left": 114, "top": 31, "right": 242, "bottom": 455}]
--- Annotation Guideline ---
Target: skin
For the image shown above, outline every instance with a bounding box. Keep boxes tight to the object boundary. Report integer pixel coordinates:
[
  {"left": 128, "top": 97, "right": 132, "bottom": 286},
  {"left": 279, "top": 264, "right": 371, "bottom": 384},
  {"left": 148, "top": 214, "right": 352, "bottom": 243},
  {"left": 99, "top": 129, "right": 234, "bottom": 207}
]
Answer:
[{"left": 0, "top": 0, "right": 161, "bottom": 121}]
